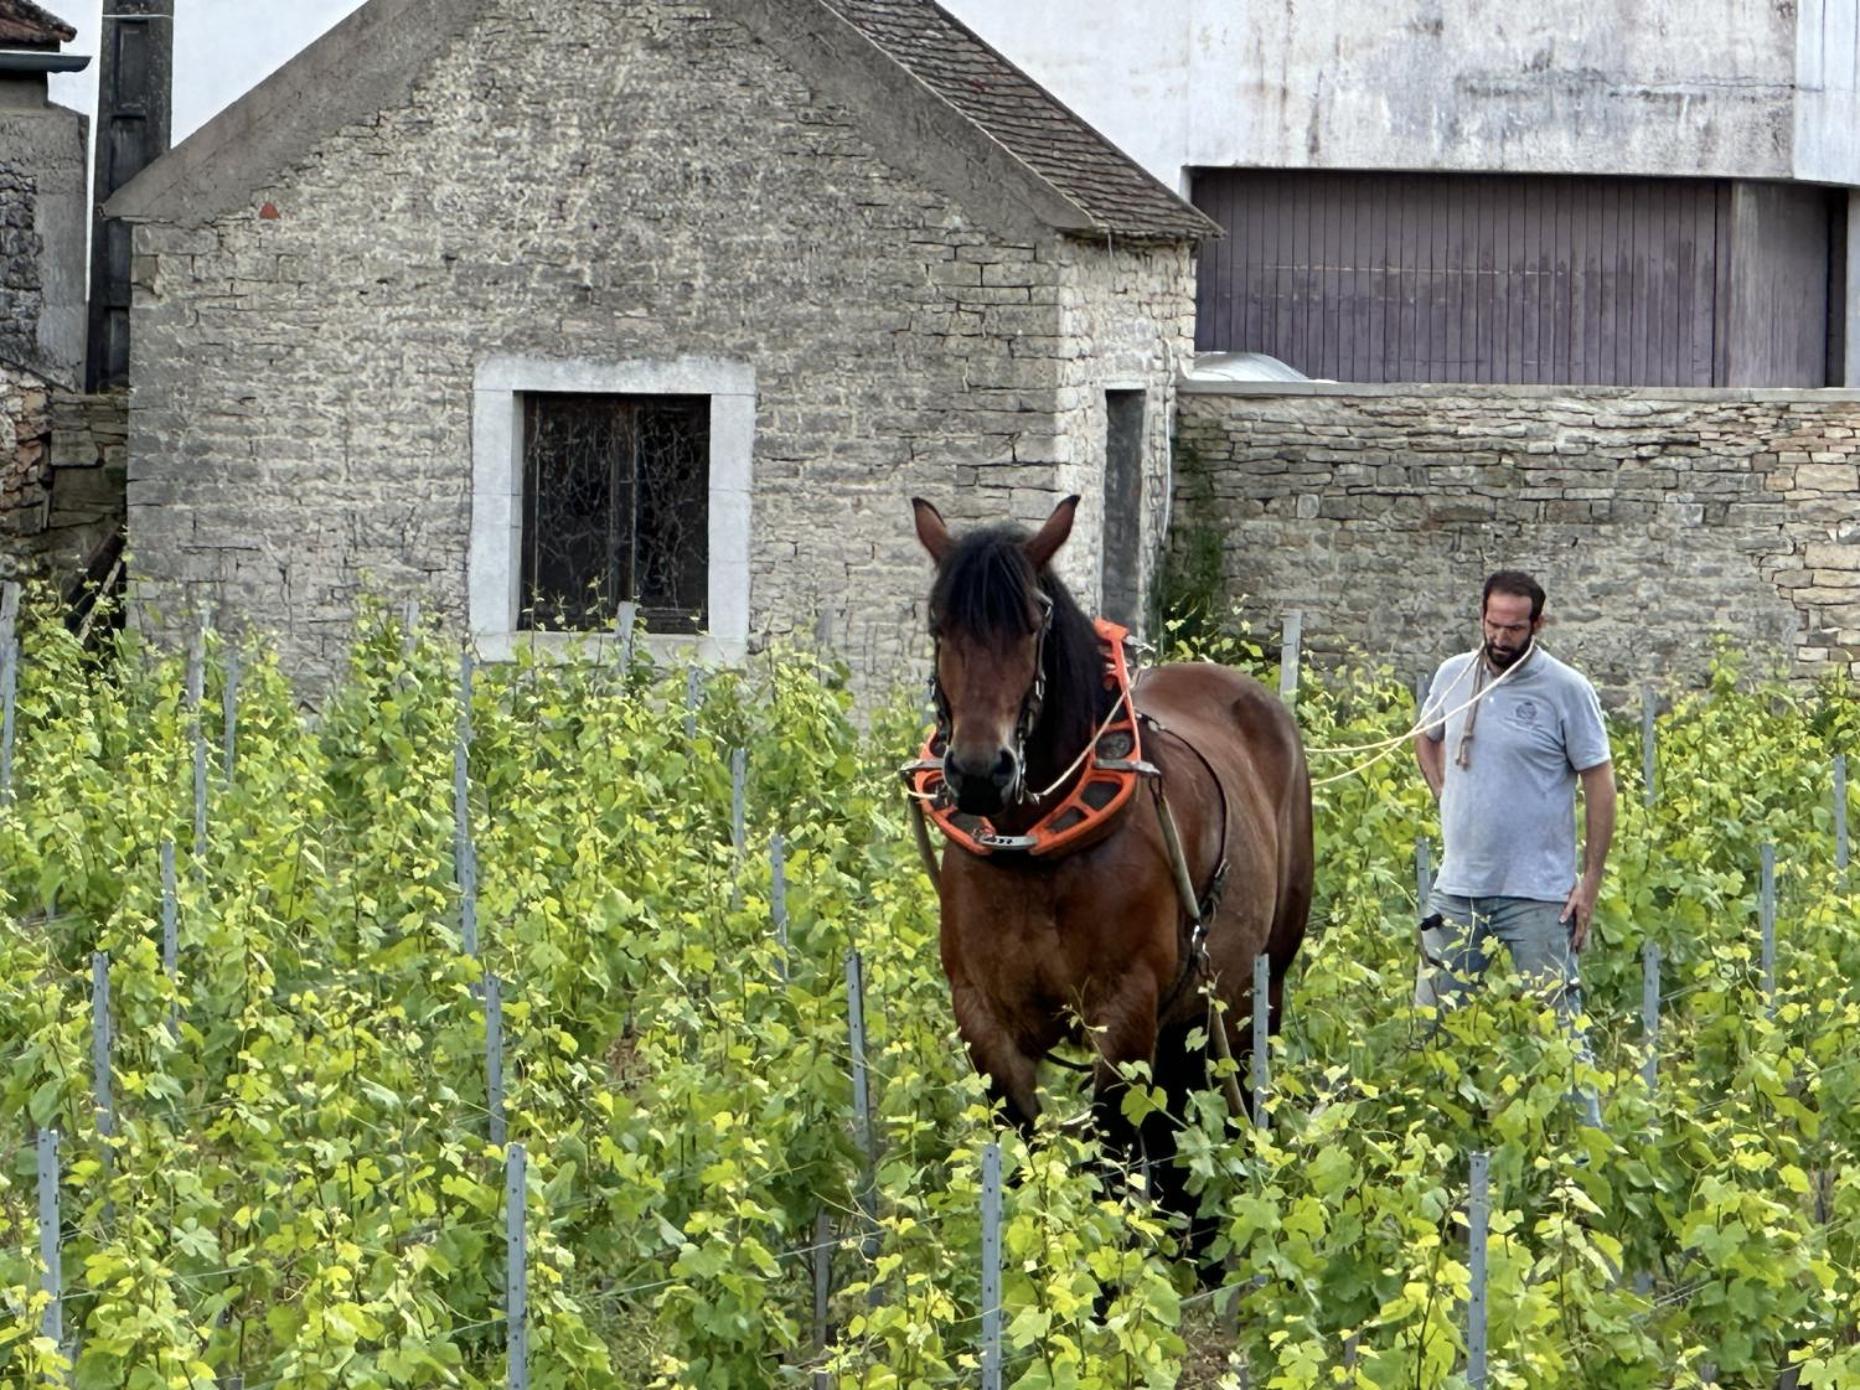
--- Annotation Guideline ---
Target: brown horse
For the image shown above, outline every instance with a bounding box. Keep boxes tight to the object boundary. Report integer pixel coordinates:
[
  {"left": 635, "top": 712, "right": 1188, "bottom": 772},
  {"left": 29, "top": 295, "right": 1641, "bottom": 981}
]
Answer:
[{"left": 909, "top": 493, "right": 1313, "bottom": 1209}]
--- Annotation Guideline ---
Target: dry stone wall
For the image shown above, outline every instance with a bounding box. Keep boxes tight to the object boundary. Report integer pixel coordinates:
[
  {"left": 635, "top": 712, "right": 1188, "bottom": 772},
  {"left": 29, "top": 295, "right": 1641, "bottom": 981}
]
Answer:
[
  {"left": 1171, "top": 384, "right": 1860, "bottom": 701},
  {"left": 0, "top": 373, "right": 127, "bottom": 583}
]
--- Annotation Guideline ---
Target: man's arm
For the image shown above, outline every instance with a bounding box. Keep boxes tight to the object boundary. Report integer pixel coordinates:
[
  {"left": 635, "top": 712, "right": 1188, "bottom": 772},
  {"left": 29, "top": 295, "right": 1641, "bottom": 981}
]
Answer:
[
  {"left": 1414, "top": 731, "right": 1445, "bottom": 801},
  {"left": 1561, "top": 761, "right": 1617, "bottom": 951}
]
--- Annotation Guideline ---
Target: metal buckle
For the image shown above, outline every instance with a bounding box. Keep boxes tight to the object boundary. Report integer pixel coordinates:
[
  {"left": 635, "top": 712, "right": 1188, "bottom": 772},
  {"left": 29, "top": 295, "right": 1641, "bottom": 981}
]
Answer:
[
  {"left": 1094, "top": 758, "right": 1161, "bottom": 777},
  {"left": 974, "top": 831, "right": 1039, "bottom": 852}
]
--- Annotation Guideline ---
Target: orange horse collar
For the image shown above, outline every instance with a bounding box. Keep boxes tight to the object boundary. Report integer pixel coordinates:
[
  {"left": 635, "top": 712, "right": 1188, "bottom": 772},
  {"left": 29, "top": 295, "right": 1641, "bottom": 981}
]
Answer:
[{"left": 904, "top": 618, "right": 1150, "bottom": 858}]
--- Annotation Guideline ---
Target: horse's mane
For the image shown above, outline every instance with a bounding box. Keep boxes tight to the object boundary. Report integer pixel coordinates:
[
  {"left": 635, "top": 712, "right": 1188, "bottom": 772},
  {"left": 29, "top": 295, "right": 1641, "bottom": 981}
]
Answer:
[{"left": 928, "top": 526, "right": 1114, "bottom": 782}]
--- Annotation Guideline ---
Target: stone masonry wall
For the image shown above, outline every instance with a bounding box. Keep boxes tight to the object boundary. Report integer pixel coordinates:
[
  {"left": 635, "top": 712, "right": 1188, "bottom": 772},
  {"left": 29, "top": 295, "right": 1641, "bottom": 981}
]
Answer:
[
  {"left": 0, "top": 161, "right": 42, "bottom": 373},
  {"left": 0, "top": 363, "right": 51, "bottom": 578},
  {"left": 0, "top": 372, "right": 127, "bottom": 584},
  {"left": 1055, "top": 238, "right": 1196, "bottom": 632},
  {"left": 1172, "top": 384, "right": 1860, "bottom": 701},
  {"left": 125, "top": 0, "right": 1191, "bottom": 694}
]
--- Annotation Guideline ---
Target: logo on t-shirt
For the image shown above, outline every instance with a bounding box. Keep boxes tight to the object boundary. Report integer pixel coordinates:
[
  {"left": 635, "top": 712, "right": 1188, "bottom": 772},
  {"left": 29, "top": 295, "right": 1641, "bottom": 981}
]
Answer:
[{"left": 1510, "top": 698, "right": 1540, "bottom": 728}]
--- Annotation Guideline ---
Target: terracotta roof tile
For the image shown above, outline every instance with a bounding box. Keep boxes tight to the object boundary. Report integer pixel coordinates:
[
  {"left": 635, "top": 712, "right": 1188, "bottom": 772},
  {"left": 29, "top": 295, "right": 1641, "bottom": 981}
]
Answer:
[
  {"left": 819, "top": 0, "right": 1215, "bottom": 241},
  {"left": 0, "top": 0, "right": 77, "bottom": 47}
]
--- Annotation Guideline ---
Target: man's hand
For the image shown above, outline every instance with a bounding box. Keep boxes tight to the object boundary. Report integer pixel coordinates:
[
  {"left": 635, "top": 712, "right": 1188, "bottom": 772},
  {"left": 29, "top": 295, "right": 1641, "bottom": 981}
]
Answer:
[
  {"left": 1560, "top": 876, "right": 1599, "bottom": 951},
  {"left": 1565, "top": 762, "right": 1616, "bottom": 954}
]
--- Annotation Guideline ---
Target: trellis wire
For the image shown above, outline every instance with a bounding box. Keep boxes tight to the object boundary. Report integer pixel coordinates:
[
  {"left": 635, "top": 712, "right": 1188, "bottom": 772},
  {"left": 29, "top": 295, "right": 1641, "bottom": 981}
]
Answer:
[
  {"left": 1836, "top": 755, "right": 1848, "bottom": 874},
  {"left": 1278, "top": 610, "right": 1302, "bottom": 706},
  {"left": 487, "top": 975, "right": 506, "bottom": 1150},
  {"left": 846, "top": 950, "right": 878, "bottom": 1273},
  {"left": 506, "top": 1142, "right": 528, "bottom": 1390},
  {"left": 979, "top": 1141, "right": 1003, "bottom": 1390},
  {"left": 1251, "top": 952, "right": 1270, "bottom": 1129},
  {"left": 1467, "top": 1150, "right": 1490, "bottom": 1388},
  {"left": 1641, "top": 686, "right": 1656, "bottom": 808},
  {"left": 37, "top": 1127, "right": 64, "bottom": 1369},
  {"left": 1641, "top": 941, "right": 1660, "bottom": 1093},
  {"left": 1759, "top": 843, "right": 1776, "bottom": 1013}
]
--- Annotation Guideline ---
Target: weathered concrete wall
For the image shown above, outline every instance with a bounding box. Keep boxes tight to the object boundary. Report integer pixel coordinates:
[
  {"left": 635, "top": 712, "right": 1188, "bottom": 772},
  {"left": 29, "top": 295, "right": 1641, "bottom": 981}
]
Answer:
[
  {"left": 1171, "top": 383, "right": 1860, "bottom": 700},
  {"left": 122, "top": 0, "right": 1191, "bottom": 692},
  {"left": 946, "top": 0, "right": 1856, "bottom": 189}
]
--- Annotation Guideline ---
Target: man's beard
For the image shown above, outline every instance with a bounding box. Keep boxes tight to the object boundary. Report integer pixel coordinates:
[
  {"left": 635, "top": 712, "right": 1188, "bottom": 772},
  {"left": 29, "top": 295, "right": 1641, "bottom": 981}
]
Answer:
[{"left": 1485, "top": 633, "right": 1534, "bottom": 670}]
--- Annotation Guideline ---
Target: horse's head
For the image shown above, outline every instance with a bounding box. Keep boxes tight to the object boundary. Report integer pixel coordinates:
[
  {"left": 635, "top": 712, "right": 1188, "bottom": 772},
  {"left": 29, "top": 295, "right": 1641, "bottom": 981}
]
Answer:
[{"left": 911, "top": 494, "right": 1079, "bottom": 816}]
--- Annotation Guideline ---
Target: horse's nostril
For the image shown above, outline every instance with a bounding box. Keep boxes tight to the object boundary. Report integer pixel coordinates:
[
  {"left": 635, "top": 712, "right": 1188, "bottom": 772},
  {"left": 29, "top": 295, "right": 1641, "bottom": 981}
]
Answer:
[{"left": 992, "top": 750, "right": 1017, "bottom": 786}]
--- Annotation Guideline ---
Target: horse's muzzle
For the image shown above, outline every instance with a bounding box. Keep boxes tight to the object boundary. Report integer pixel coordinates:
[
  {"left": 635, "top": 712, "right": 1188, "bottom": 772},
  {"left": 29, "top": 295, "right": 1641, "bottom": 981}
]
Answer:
[{"left": 947, "top": 747, "right": 1019, "bottom": 815}]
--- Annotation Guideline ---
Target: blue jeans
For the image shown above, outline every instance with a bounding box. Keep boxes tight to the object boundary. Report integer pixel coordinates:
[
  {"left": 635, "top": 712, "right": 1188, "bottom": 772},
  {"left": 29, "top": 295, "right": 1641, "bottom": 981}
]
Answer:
[{"left": 1417, "top": 890, "right": 1605, "bottom": 1130}]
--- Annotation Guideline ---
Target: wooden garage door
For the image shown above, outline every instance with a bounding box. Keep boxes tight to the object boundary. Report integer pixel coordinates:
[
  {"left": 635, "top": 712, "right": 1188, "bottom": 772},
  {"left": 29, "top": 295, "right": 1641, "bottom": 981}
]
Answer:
[{"left": 1191, "top": 170, "right": 1838, "bottom": 387}]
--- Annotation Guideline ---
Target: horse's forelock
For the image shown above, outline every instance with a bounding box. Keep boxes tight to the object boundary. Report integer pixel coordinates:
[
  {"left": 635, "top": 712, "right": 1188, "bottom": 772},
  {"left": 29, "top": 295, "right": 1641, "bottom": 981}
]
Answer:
[{"left": 929, "top": 528, "right": 1042, "bottom": 643}]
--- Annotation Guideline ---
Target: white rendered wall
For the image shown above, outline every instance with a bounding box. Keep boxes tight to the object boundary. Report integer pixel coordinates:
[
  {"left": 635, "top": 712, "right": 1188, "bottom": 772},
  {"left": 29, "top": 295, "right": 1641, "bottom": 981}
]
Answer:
[{"left": 944, "top": 0, "right": 1859, "bottom": 189}]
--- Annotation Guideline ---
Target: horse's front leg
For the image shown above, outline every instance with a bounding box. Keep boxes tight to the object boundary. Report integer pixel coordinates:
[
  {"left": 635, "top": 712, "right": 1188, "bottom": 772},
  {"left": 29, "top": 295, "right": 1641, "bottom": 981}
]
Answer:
[
  {"left": 1086, "top": 983, "right": 1160, "bottom": 1176},
  {"left": 951, "top": 981, "right": 1043, "bottom": 1137}
]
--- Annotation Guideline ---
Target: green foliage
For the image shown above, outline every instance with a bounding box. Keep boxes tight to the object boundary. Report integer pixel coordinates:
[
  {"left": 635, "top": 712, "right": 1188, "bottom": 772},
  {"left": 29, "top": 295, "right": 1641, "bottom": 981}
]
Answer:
[{"left": 0, "top": 598, "right": 1855, "bottom": 1387}]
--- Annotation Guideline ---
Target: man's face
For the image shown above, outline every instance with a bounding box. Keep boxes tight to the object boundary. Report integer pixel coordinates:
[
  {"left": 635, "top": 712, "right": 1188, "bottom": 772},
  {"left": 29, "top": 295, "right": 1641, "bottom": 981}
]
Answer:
[{"left": 1482, "top": 592, "right": 1540, "bottom": 669}]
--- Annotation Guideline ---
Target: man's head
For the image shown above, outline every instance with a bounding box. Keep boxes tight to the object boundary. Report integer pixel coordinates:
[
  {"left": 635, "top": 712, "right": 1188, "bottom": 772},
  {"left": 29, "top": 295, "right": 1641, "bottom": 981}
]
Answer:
[{"left": 1481, "top": 570, "right": 1545, "bottom": 670}]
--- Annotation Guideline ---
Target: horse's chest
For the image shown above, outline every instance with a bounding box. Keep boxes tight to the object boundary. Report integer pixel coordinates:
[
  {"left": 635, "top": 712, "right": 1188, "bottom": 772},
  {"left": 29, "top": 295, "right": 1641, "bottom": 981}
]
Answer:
[{"left": 940, "top": 862, "right": 1110, "bottom": 1005}]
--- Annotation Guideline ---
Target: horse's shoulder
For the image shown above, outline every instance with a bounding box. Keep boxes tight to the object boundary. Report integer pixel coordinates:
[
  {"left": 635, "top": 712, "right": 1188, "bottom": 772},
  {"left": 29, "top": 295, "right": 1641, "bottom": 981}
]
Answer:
[{"left": 1134, "top": 661, "right": 1302, "bottom": 771}]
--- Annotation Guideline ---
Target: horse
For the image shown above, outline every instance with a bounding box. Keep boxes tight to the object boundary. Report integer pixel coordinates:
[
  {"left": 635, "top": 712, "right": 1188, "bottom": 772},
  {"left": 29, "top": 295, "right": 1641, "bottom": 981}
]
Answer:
[{"left": 906, "top": 493, "right": 1314, "bottom": 1226}]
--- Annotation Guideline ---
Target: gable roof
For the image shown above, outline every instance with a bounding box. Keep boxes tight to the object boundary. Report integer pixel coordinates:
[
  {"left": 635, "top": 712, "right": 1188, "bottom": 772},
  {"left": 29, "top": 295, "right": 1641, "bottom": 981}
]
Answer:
[
  {"left": 0, "top": 0, "right": 78, "bottom": 47},
  {"left": 817, "top": 0, "right": 1213, "bottom": 241},
  {"left": 107, "top": 0, "right": 1215, "bottom": 244}
]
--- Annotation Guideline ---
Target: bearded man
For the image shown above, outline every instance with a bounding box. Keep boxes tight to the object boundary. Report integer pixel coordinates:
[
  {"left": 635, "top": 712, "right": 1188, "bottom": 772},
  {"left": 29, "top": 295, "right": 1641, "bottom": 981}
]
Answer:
[{"left": 1412, "top": 571, "right": 1616, "bottom": 1128}]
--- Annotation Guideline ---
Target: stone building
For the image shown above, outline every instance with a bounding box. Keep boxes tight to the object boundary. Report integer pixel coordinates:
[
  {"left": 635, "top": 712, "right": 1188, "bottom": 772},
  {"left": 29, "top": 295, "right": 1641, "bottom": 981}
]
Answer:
[
  {"left": 106, "top": 0, "right": 1210, "bottom": 688},
  {"left": 0, "top": 0, "right": 120, "bottom": 587}
]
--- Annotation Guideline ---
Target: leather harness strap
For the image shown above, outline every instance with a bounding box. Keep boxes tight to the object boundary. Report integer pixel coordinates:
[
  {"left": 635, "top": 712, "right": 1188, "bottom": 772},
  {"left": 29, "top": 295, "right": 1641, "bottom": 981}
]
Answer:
[{"left": 1142, "top": 712, "right": 1232, "bottom": 1021}]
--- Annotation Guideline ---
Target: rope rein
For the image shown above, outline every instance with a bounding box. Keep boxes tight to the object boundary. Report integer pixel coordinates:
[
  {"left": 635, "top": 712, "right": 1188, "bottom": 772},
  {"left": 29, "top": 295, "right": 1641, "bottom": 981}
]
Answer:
[{"left": 1305, "top": 646, "right": 1540, "bottom": 789}]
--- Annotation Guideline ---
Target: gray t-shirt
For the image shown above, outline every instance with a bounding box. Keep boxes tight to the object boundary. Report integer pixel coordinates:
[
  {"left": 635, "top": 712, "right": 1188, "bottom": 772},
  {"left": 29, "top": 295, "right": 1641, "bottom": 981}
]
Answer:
[{"left": 1421, "top": 647, "right": 1612, "bottom": 901}]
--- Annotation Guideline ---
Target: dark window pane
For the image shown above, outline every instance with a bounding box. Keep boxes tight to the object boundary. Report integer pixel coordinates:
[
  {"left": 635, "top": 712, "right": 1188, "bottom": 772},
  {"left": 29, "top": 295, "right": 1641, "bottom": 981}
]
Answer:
[
  {"left": 519, "top": 394, "right": 709, "bottom": 633},
  {"left": 632, "top": 397, "right": 709, "bottom": 634}
]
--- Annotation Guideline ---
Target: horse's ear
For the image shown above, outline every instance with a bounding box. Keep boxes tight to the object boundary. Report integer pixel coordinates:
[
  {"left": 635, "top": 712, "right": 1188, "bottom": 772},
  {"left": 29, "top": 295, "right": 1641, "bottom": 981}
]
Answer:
[
  {"left": 1022, "top": 494, "right": 1080, "bottom": 572},
  {"left": 911, "top": 497, "right": 953, "bottom": 564}
]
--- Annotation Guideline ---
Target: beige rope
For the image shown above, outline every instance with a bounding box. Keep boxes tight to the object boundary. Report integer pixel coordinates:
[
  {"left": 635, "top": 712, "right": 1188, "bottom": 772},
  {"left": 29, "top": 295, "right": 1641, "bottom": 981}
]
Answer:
[{"left": 1307, "top": 646, "right": 1539, "bottom": 789}]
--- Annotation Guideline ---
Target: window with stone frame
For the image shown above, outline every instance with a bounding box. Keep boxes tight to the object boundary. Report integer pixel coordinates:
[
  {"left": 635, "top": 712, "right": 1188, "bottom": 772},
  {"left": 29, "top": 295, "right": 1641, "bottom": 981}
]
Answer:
[{"left": 517, "top": 393, "right": 710, "bottom": 633}]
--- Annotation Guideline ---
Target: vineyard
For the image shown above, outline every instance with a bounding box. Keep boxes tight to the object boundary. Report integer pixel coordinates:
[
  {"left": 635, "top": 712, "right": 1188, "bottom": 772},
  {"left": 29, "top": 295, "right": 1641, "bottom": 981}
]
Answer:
[{"left": 0, "top": 599, "right": 1857, "bottom": 1389}]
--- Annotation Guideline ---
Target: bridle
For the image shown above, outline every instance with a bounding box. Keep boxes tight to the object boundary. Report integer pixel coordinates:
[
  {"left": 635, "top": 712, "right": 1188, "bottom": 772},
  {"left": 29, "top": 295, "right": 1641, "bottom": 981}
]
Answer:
[{"left": 926, "top": 588, "right": 1054, "bottom": 806}]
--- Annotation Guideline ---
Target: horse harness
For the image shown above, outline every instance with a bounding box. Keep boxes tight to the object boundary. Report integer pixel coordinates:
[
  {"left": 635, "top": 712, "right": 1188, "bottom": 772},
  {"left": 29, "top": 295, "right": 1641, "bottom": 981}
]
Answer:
[{"left": 902, "top": 618, "right": 1233, "bottom": 1017}]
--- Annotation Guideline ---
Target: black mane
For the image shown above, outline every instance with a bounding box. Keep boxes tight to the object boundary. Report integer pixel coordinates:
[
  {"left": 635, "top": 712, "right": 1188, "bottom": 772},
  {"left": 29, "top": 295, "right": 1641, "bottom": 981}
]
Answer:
[{"left": 928, "top": 525, "right": 1113, "bottom": 794}]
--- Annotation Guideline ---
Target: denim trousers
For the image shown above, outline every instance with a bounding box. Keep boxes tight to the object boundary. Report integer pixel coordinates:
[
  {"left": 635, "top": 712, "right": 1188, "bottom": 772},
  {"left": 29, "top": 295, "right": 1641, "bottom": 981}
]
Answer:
[{"left": 1416, "top": 889, "right": 1605, "bottom": 1130}]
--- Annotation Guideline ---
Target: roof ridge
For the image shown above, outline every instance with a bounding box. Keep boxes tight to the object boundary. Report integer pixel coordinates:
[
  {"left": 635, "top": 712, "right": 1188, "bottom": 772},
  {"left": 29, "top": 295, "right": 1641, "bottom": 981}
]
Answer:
[
  {"left": 812, "top": 0, "right": 1216, "bottom": 242},
  {"left": 824, "top": 0, "right": 1204, "bottom": 232}
]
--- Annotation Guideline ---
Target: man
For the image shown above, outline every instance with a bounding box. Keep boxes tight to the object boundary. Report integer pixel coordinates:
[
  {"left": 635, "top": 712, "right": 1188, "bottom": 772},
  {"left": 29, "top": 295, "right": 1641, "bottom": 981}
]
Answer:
[{"left": 1413, "top": 571, "right": 1616, "bottom": 1128}]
